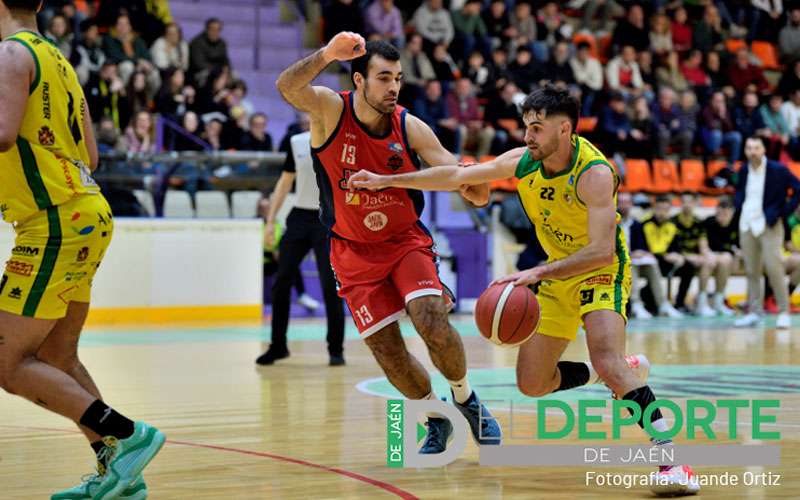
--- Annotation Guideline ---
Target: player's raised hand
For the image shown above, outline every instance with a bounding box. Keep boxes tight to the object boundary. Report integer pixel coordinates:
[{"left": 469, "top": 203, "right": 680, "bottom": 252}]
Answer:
[
  {"left": 324, "top": 32, "right": 367, "bottom": 62},
  {"left": 348, "top": 169, "right": 387, "bottom": 191}
]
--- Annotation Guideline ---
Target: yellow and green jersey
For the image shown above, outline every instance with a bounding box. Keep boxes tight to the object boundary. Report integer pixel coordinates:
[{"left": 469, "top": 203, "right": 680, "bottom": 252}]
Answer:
[
  {"left": 514, "top": 134, "right": 628, "bottom": 265},
  {"left": 0, "top": 30, "right": 98, "bottom": 224}
]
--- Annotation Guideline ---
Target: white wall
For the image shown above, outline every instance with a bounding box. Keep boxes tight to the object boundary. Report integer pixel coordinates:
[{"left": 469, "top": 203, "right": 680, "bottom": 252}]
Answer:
[{"left": 0, "top": 218, "right": 263, "bottom": 310}]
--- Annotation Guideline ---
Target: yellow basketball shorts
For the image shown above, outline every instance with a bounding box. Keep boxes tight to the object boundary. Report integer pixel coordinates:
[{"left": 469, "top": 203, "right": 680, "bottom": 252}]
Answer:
[
  {"left": 535, "top": 260, "right": 632, "bottom": 341},
  {"left": 0, "top": 194, "right": 113, "bottom": 319}
]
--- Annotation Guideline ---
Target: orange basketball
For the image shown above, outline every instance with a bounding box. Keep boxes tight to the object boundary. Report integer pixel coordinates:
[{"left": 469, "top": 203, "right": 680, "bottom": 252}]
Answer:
[{"left": 474, "top": 282, "right": 540, "bottom": 346}]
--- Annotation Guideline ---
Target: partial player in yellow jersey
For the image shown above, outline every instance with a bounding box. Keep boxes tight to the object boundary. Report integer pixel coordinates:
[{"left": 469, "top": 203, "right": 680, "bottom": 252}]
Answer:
[
  {"left": 349, "top": 85, "right": 699, "bottom": 496},
  {"left": 0, "top": 2, "right": 163, "bottom": 499}
]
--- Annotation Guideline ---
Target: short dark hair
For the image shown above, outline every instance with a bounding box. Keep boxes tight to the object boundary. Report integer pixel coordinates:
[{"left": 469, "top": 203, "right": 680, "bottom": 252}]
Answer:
[
  {"left": 520, "top": 84, "right": 580, "bottom": 133},
  {"left": 350, "top": 40, "right": 400, "bottom": 87},
  {"left": 655, "top": 194, "right": 672, "bottom": 204},
  {"left": 205, "top": 17, "right": 222, "bottom": 29},
  {"left": 746, "top": 135, "right": 766, "bottom": 146},
  {"left": 2, "top": 0, "right": 40, "bottom": 11},
  {"left": 576, "top": 41, "right": 591, "bottom": 51},
  {"left": 718, "top": 196, "right": 734, "bottom": 209}
]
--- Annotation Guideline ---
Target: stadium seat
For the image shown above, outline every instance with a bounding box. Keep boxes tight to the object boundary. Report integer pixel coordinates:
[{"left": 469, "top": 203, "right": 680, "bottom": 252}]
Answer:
[
  {"left": 789, "top": 162, "right": 800, "bottom": 180},
  {"left": 679, "top": 159, "right": 707, "bottom": 192},
  {"left": 195, "top": 191, "right": 230, "bottom": 218},
  {"left": 163, "top": 190, "right": 194, "bottom": 218},
  {"left": 497, "top": 118, "right": 519, "bottom": 132},
  {"left": 133, "top": 189, "right": 155, "bottom": 217},
  {"left": 231, "top": 190, "right": 263, "bottom": 218},
  {"left": 702, "top": 160, "right": 734, "bottom": 195},
  {"left": 620, "top": 159, "right": 652, "bottom": 192},
  {"left": 651, "top": 159, "right": 680, "bottom": 193},
  {"left": 751, "top": 41, "right": 780, "bottom": 70},
  {"left": 725, "top": 38, "right": 747, "bottom": 53},
  {"left": 597, "top": 33, "right": 612, "bottom": 63},
  {"left": 576, "top": 116, "right": 597, "bottom": 134},
  {"left": 572, "top": 33, "right": 598, "bottom": 58}
]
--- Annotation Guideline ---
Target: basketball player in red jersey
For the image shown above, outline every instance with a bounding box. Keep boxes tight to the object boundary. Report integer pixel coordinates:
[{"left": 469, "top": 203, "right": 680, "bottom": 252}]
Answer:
[{"left": 275, "top": 32, "right": 501, "bottom": 451}]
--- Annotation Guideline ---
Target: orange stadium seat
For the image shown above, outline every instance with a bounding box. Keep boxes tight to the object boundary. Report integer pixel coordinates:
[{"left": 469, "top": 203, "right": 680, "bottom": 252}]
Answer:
[
  {"left": 725, "top": 38, "right": 747, "bottom": 53},
  {"left": 751, "top": 41, "right": 781, "bottom": 70},
  {"left": 576, "top": 116, "right": 598, "bottom": 134},
  {"left": 572, "top": 33, "right": 598, "bottom": 58},
  {"left": 702, "top": 160, "right": 734, "bottom": 195},
  {"left": 651, "top": 159, "right": 680, "bottom": 193},
  {"left": 620, "top": 159, "right": 652, "bottom": 192},
  {"left": 789, "top": 162, "right": 800, "bottom": 179},
  {"left": 679, "top": 159, "right": 706, "bottom": 192},
  {"left": 597, "top": 33, "right": 612, "bottom": 63}
]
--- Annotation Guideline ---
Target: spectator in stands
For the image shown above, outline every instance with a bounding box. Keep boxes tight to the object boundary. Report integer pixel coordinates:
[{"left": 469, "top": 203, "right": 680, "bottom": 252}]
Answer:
[
  {"left": 364, "top": 0, "right": 403, "bottom": 48},
  {"left": 536, "top": 2, "right": 571, "bottom": 48},
  {"left": 239, "top": 113, "right": 273, "bottom": 152},
  {"left": 509, "top": 46, "right": 543, "bottom": 93},
  {"left": 485, "top": 81, "right": 524, "bottom": 151},
  {"left": 323, "top": 0, "right": 365, "bottom": 43},
  {"left": 670, "top": 6, "right": 692, "bottom": 53},
  {"left": 781, "top": 88, "right": 800, "bottom": 159},
  {"left": 126, "top": 71, "right": 151, "bottom": 120},
  {"left": 606, "top": 45, "right": 644, "bottom": 100},
  {"left": 155, "top": 67, "right": 195, "bottom": 120},
  {"left": 430, "top": 43, "right": 459, "bottom": 85},
  {"left": 681, "top": 50, "right": 711, "bottom": 92},
  {"left": 151, "top": 23, "right": 189, "bottom": 72},
  {"left": 750, "top": 0, "right": 784, "bottom": 43},
  {"left": 411, "top": 0, "right": 454, "bottom": 53},
  {"left": 570, "top": 40, "right": 603, "bottom": 116},
  {"left": 196, "top": 65, "right": 232, "bottom": 116},
  {"left": 599, "top": 91, "right": 632, "bottom": 161},
  {"left": 701, "top": 91, "right": 742, "bottom": 167},
  {"left": 172, "top": 111, "right": 206, "bottom": 151},
  {"left": 628, "top": 96, "right": 655, "bottom": 160},
  {"left": 202, "top": 116, "right": 226, "bottom": 151},
  {"left": 123, "top": 110, "right": 157, "bottom": 154},
  {"left": 510, "top": 2, "right": 542, "bottom": 61},
  {"left": 777, "top": 59, "right": 800, "bottom": 98},
  {"left": 579, "top": 0, "right": 624, "bottom": 33},
  {"left": 734, "top": 136, "right": 800, "bottom": 329},
  {"left": 489, "top": 46, "right": 514, "bottom": 91},
  {"left": 451, "top": 0, "right": 490, "bottom": 65},
  {"left": 465, "top": 51, "right": 491, "bottom": 97},
  {"left": 86, "top": 61, "right": 130, "bottom": 130},
  {"left": 74, "top": 19, "right": 105, "bottom": 86},
  {"left": 189, "top": 18, "right": 230, "bottom": 88},
  {"left": 612, "top": 4, "right": 649, "bottom": 53},
  {"left": 104, "top": 13, "right": 160, "bottom": 95},
  {"left": 96, "top": 116, "right": 125, "bottom": 154},
  {"left": 705, "top": 50, "right": 731, "bottom": 95},
  {"left": 278, "top": 112, "right": 310, "bottom": 153},
  {"left": 618, "top": 192, "right": 683, "bottom": 319},
  {"left": 642, "top": 194, "right": 693, "bottom": 311},
  {"left": 656, "top": 50, "right": 689, "bottom": 93},
  {"left": 678, "top": 90, "right": 700, "bottom": 152},
  {"left": 702, "top": 196, "right": 739, "bottom": 315},
  {"left": 693, "top": 4, "right": 725, "bottom": 54},
  {"left": 483, "top": 0, "right": 514, "bottom": 50},
  {"left": 447, "top": 78, "right": 494, "bottom": 158},
  {"left": 654, "top": 87, "right": 693, "bottom": 160},
  {"left": 735, "top": 91, "right": 770, "bottom": 150},
  {"left": 729, "top": 48, "right": 770, "bottom": 96},
  {"left": 779, "top": 6, "right": 800, "bottom": 63},
  {"left": 760, "top": 94, "right": 792, "bottom": 160},
  {"left": 544, "top": 41, "right": 575, "bottom": 87},
  {"left": 46, "top": 13, "right": 74, "bottom": 60},
  {"left": 227, "top": 80, "right": 254, "bottom": 119},
  {"left": 414, "top": 80, "right": 458, "bottom": 151},
  {"left": 399, "top": 33, "right": 435, "bottom": 106},
  {"left": 637, "top": 50, "right": 657, "bottom": 100},
  {"left": 672, "top": 193, "right": 717, "bottom": 316},
  {"left": 649, "top": 13, "right": 673, "bottom": 57}
]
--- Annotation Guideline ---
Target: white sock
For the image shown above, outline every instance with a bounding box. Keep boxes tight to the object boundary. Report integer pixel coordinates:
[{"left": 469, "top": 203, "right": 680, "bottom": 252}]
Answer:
[
  {"left": 586, "top": 362, "right": 601, "bottom": 385},
  {"left": 649, "top": 418, "right": 673, "bottom": 445},
  {"left": 448, "top": 375, "right": 472, "bottom": 404}
]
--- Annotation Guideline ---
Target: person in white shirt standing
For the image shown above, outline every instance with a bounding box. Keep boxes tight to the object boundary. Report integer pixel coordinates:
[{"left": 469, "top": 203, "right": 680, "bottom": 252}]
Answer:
[{"left": 734, "top": 136, "right": 800, "bottom": 329}]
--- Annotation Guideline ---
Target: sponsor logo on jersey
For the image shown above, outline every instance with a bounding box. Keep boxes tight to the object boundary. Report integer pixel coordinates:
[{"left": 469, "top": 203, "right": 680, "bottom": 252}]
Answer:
[
  {"left": 42, "top": 81, "right": 51, "bottom": 120},
  {"left": 77, "top": 247, "right": 89, "bottom": 262},
  {"left": 600, "top": 292, "right": 611, "bottom": 302},
  {"left": 12, "top": 245, "right": 39, "bottom": 257},
  {"left": 8, "top": 287, "right": 23, "bottom": 300},
  {"left": 387, "top": 154, "right": 404, "bottom": 171},
  {"left": 65, "top": 271, "right": 87, "bottom": 282},
  {"left": 7, "top": 260, "right": 34, "bottom": 277},
  {"left": 580, "top": 289, "right": 595, "bottom": 306},
  {"left": 345, "top": 192, "right": 361, "bottom": 205},
  {"left": 363, "top": 211, "right": 388, "bottom": 231},
  {"left": 583, "top": 274, "right": 612, "bottom": 286},
  {"left": 338, "top": 169, "right": 359, "bottom": 190},
  {"left": 389, "top": 142, "right": 404, "bottom": 153}
]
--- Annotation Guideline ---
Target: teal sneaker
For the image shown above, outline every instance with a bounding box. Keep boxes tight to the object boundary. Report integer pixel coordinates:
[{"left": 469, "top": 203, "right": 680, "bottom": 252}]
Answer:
[
  {"left": 51, "top": 473, "right": 147, "bottom": 500},
  {"left": 93, "top": 422, "right": 165, "bottom": 500}
]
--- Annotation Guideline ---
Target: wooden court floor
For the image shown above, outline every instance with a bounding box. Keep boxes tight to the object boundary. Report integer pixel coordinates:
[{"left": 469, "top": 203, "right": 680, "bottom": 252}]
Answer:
[{"left": 0, "top": 315, "right": 798, "bottom": 499}]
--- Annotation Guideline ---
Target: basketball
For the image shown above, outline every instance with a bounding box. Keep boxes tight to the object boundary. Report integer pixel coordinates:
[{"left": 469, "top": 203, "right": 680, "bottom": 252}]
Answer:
[{"left": 474, "top": 282, "right": 540, "bottom": 346}]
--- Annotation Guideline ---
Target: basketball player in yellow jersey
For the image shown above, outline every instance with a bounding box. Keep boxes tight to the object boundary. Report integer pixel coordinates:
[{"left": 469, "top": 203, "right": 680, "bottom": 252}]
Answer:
[
  {"left": 350, "top": 85, "right": 699, "bottom": 496},
  {"left": 0, "top": 2, "right": 164, "bottom": 499}
]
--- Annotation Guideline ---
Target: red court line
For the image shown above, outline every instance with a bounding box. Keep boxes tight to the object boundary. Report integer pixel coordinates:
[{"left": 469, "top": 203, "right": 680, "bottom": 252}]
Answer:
[{"left": 0, "top": 425, "right": 419, "bottom": 500}]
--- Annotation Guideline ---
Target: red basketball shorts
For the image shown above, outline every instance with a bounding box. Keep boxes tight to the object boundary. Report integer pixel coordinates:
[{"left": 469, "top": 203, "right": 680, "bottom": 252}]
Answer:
[{"left": 330, "top": 223, "right": 449, "bottom": 338}]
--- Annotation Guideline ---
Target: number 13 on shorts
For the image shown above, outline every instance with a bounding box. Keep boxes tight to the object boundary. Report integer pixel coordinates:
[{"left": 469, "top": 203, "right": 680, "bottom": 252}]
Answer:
[{"left": 354, "top": 305, "right": 373, "bottom": 326}]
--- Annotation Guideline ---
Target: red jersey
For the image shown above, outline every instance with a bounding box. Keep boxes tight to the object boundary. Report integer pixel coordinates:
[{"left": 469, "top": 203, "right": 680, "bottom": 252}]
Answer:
[{"left": 311, "top": 91, "right": 424, "bottom": 242}]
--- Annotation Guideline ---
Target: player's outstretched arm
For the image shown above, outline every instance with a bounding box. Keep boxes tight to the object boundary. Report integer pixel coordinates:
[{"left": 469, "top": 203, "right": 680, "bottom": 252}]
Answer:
[
  {"left": 275, "top": 31, "right": 365, "bottom": 114},
  {"left": 348, "top": 147, "right": 525, "bottom": 192},
  {"left": 0, "top": 42, "right": 33, "bottom": 152},
  {"left": 404, "top": 113, "right": 490, "bottom": 206}
]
